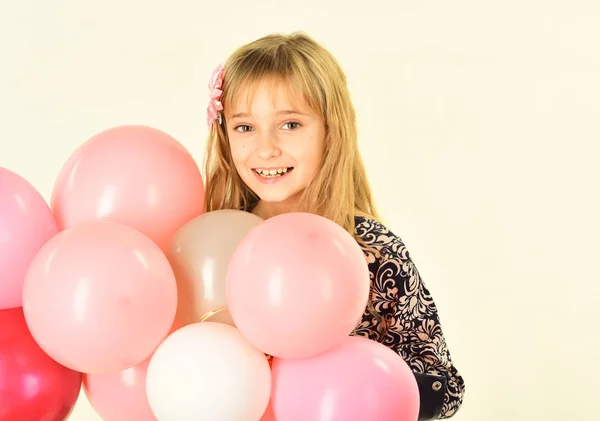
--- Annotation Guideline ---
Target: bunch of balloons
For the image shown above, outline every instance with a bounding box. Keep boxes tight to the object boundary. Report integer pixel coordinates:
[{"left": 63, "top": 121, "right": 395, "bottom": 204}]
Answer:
[{"left": 0, "top": 125, "right": 420, "bottom": 421}]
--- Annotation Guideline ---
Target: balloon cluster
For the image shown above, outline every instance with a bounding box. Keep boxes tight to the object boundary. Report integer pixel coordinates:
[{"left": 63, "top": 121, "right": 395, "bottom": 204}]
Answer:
[{"left": 0, "top": 125, "right": 420, "bottom": 421}]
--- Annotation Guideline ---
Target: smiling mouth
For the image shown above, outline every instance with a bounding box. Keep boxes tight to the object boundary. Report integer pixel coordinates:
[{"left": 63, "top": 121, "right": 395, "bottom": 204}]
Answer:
[{"left": 253, "top": 167, "right": 294, "bottom": 178}]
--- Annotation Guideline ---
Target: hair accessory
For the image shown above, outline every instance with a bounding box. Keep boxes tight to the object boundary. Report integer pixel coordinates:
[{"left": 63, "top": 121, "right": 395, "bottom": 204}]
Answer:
[{"left": 207, "top": 63, "right": 224, "bottom": 127}]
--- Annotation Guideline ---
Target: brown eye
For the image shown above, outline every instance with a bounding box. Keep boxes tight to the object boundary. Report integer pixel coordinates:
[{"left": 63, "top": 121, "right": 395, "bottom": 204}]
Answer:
[
  {"left": 234, "top": 125, "right": 253, "bottom": 133},
  {"left": 282, "top": 121, "right": 301, "bottom": 130}
]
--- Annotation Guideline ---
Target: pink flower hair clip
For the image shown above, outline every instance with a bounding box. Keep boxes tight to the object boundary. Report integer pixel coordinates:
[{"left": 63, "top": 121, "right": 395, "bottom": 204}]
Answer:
[{"left": 207, "top": 63, "right": 224, "bottom": 127}]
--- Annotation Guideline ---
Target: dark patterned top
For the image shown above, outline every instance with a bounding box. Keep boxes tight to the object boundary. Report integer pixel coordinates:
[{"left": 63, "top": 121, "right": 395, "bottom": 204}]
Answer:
[{"left": 351, "top": 216, "right": 465, "bottom": 419}]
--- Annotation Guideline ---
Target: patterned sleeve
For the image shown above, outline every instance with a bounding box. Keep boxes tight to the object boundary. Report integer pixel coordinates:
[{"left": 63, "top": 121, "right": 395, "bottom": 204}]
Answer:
[
  {"left": 352, "top": 217, "right": 465, "bottom": 419},
  {"left": 377, "top": 248, "right": 466, "bottom": 419}
]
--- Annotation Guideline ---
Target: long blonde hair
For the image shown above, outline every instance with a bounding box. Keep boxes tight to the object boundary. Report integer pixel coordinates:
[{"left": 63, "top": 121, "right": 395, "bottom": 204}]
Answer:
[{"left": 203, "top": 32, "right": 379, "bottom": 239}]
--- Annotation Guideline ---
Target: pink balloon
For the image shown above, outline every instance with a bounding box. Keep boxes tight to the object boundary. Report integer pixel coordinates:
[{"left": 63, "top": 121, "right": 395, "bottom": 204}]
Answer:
[
  {"left": 22, "top": 221, "right": 178, "bottom": 374},
  {"left": 226, "top": 212, "right": 370, "bottom": 359},
  {"left": 82, "top": 319, "right": 181, "bottom": 421},
  {"left": 84, "top": 358, "right": 157, "bottom": 421},
  {"left": 0, "top": 167, "right": 58, "bottom": 310},
  {"left": 51, "top": 125, "right": 205, "bottom": 250},
  {"left": 271, "top": 336, "right": 420, "bottom": 421}
]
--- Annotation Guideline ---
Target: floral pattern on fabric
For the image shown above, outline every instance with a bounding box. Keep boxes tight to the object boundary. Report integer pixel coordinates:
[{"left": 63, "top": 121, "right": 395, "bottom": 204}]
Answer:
[{"left": 352, "top": 216, "right": 465, "bottom": 419}]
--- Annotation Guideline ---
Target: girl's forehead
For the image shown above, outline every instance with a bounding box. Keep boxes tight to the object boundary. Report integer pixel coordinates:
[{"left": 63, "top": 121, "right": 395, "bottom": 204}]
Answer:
[{"left": 227, "top": 77, "right": 311, "bottom": 115}]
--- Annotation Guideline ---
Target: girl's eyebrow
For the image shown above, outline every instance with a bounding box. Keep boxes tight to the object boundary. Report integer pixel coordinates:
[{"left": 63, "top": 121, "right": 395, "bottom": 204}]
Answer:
[
  {"left": 276, "top": 109, "right": 308, "bottom": 116},
  {"left": 231, "top": 110, "right": 309, "bottom": 119}
]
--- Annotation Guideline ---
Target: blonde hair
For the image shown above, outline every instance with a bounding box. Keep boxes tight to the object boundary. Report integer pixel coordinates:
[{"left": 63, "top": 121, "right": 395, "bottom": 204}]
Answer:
[{"left": 203, "top": 32, "right": 379, "bottom": 240}]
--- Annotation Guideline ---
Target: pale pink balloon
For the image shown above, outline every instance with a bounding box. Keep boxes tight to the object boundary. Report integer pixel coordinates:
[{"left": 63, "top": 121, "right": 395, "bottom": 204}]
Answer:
[
  {"left": 226, "top": 212, "right": 370, "bottom": 359},
  {"left": 84, "top": 358, "right": 157, "bottom": 421},
  {"left": 51, "top": 125, "right": 205, "bottom": 251},
  {"left": 271, "top": 336, "right": 420, "bottom": 421},
  {"left": 0, "top": 167, "right": 58, "bottom": 310},
  {"left": 22, "top": 221, "right": 178, "bottom": 374},
  {"left": 82, "top": 319, "right": 181, "bottom": 420}
]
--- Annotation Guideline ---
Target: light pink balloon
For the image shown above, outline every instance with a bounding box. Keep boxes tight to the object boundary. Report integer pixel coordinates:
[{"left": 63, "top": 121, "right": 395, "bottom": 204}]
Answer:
[
  {"left": 271, "top": 336, "right": 420, "bottom": 421},
  {"left": 51, "top": 125, "right": 205, "bottom": 251},
  {"left": 226, "top": 212, "right": 370, "bottom": 359},
  {"left": 0, "top": 167, "right": 58, "bottom": 310},
  {"left": 22, "top": 221, "right": 178, "bottom": 374},
  {"left": 82, "top": 319, "right": 181, "bottom": 420},
  {"left": 84, "top": 358, "right": 157, "bottom": 421}
]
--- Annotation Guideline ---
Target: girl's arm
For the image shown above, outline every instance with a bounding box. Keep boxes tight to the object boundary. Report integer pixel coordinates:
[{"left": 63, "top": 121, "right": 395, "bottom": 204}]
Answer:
[
  {"left": 377, "top": 255, "right": 465, "bottom": 420},
  {"left": 354, "top": 217, "right": 465, "bottom": 419}
]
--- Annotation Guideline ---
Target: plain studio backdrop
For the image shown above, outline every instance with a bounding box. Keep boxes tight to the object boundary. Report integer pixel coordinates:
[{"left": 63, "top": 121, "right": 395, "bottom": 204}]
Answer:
[{"left": 1, "top": 0, "right": 598, "bottom": 420}]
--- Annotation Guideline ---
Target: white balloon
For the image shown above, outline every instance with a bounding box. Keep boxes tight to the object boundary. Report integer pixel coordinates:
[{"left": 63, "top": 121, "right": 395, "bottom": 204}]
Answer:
[{"left": 146, "top": 322, "right": 271, "bottom": 421}]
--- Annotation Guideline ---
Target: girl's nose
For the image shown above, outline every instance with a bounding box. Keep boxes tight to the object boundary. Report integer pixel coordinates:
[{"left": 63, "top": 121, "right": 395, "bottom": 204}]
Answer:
[{"left": 256, "top": 132, "right": 281, "bottom": 160}]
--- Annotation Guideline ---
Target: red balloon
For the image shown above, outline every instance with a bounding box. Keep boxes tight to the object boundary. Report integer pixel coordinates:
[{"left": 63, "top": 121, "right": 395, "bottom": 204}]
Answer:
[{"left": 0, "top": 308, "right": 82, "bottom": 421}]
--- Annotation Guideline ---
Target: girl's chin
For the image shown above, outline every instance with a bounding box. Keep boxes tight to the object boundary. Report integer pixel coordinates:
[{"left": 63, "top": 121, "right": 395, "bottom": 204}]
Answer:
[{"left": 251, "top": 187, "right": 304, "bottom": 207}]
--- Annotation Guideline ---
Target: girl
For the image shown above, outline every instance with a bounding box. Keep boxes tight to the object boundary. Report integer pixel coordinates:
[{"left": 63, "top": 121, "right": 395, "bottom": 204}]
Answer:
[{"left": 203, "top": 32, "right": 465, "bottom": 420}]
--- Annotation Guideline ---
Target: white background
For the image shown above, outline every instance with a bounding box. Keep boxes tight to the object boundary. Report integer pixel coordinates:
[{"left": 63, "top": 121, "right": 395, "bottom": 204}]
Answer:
[{"left": 1, "top": 0, "right": 599, "bottom": 420}]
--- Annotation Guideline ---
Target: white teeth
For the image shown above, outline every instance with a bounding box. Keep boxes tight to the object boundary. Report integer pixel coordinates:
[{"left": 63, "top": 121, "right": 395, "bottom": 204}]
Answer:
[{"left": 255, "top": 167, "right": 291, "bottom": 176}]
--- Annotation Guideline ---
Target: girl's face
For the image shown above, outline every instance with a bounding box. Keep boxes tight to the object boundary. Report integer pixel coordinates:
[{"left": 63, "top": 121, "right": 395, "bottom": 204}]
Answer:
[{"left": 226, "top": 79, "right": 326, "bottom": 209}]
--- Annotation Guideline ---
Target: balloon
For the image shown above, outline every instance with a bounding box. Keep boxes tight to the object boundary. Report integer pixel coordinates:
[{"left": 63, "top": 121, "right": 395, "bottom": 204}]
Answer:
[
  {"left": 22, "top": 221, "right": 177, "bottom": 374},
  {"left": 0, "top": 167, "right": 58, "bottom": 310},
  {"left": 167, "top": 210, "right": 263, "bottom": 327},
  {"left": 146, "top": 322, "right": 271, "bottom": 421},
  {"left": 271, "top": 336, "right": 420, "bottom": 421},
  {"left": 84, "top": 358, "right": 157, "bottom": 421},
  {"left": 0, "top": 307, "right": 81, "bottom": 421},
  {"left": 82, "top": 319, "right": 181, "bottom": 421},
  {"left": 226, "top": 212, "right": 370, "bottom": 359},
  {"left": 50, "top": 125, "right": 205, "bottom": 250}
]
